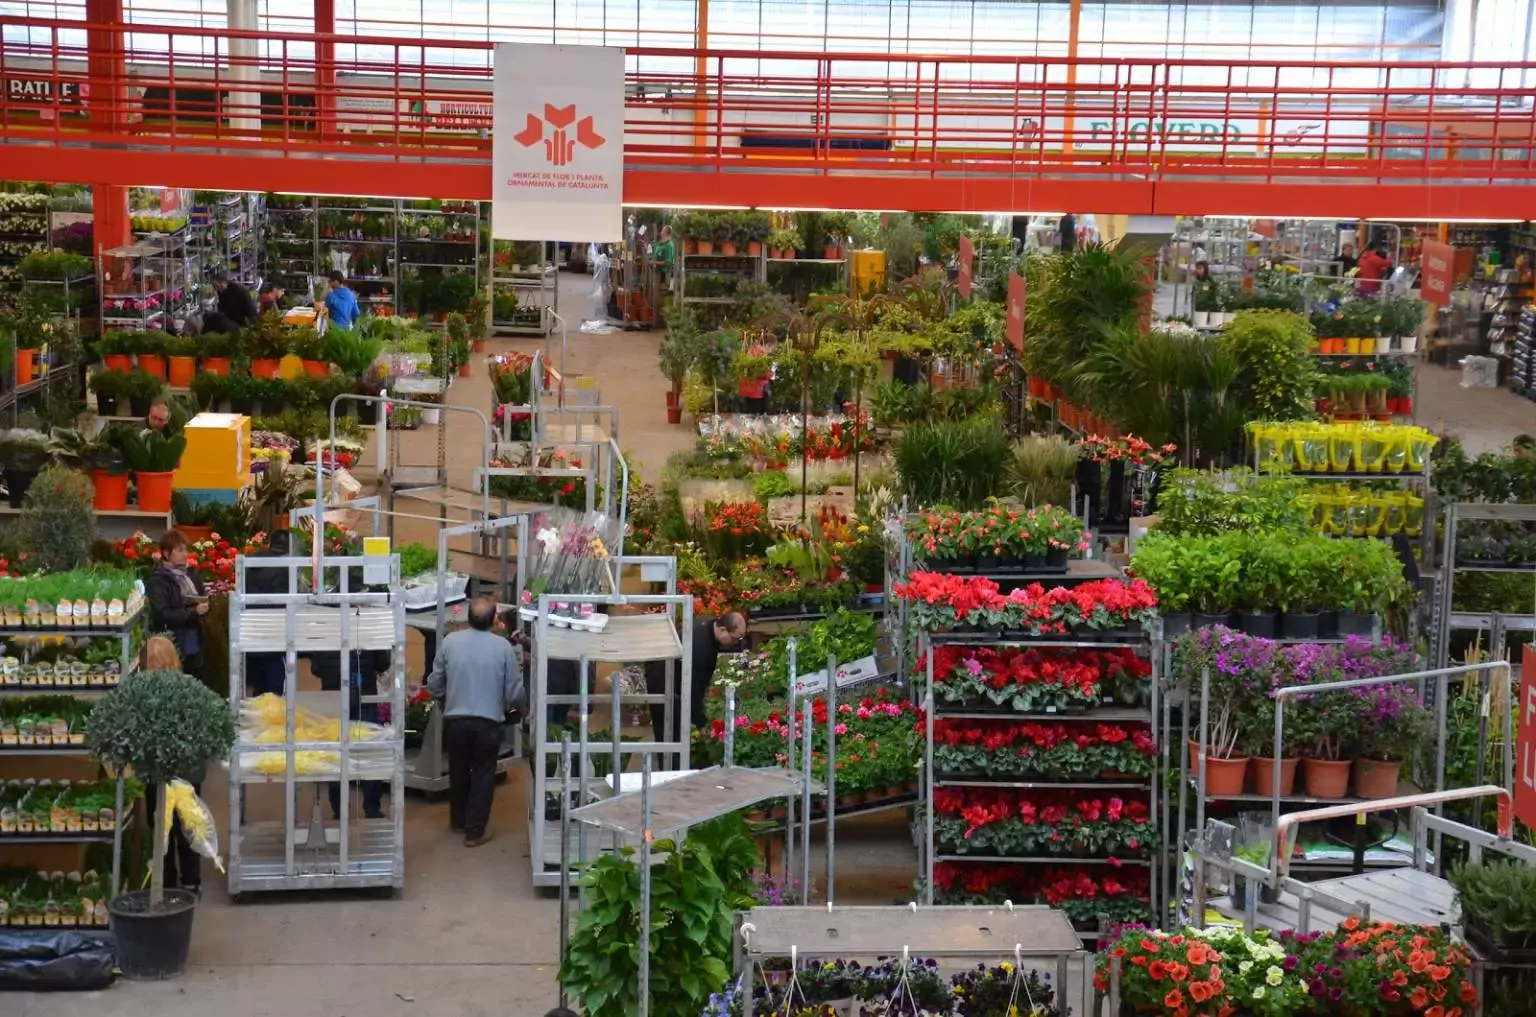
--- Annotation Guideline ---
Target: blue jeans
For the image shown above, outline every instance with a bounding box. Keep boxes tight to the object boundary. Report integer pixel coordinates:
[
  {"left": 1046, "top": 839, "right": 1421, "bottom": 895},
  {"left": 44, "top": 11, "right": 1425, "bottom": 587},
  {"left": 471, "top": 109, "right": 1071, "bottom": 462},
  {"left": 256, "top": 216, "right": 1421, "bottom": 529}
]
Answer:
[{"left": 247, "top": 656, "right": 286, "bottom": 697}]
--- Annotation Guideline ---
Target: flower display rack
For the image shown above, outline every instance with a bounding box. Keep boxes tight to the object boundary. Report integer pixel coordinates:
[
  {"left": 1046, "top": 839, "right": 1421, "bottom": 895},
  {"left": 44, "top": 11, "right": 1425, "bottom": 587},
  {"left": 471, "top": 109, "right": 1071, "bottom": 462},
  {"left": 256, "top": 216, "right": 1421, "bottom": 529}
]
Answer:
[
  {"left": 917, "top": 618, "right": 1164, "bottom": 942},
  {"left": 731, "top": 903, "right": 1087, "bottom": 1017},
  {"left": 226, "top": 552, "right": 407, "bottom": 894},
  {"left": 1432, "top": 501, "right": 1536, "bottom": 669}
]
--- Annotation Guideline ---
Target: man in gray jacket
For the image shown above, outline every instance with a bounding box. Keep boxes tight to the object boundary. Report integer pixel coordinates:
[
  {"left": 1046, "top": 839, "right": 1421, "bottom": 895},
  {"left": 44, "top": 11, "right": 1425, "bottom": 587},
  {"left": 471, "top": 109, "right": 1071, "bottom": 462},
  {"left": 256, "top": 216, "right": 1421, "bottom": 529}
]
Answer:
[{"left": 427, "top": 596, "right": 524, "bottom": 846}]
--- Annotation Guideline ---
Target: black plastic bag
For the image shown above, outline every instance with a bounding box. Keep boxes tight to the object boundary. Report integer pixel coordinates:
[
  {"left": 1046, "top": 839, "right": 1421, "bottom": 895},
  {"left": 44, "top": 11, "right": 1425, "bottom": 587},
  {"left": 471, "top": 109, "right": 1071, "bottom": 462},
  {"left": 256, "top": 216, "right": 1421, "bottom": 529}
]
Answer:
[{"left": 0, "top": 928, "right": 116, "bottom": 990}]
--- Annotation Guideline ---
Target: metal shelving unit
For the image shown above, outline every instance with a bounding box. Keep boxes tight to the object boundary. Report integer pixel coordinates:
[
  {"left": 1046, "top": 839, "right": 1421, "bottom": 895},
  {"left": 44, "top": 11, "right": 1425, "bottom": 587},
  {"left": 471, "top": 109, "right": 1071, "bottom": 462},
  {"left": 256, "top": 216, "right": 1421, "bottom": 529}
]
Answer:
[
  {"left": 918, "top": 622, "right": 1162, "bottom": 939},
  {"left": 0, "top": 605, "right": 147, "bottom": 900},
  {"left": 0, "top": 193, "right": 51, "bottom": 288},
  {"left": 226, "top": 553, "right": 407, "bottom": 894},
  {"left": 679, "top": 251, "right": 765, "bottom": 315},
  {"left": 1433, "top": 501, "right": 1536, "bottom": 669},
  {"left": 494, "top": 266, "right": 557, "bottom": 336},
  {"left": 99, "top": 232, "right": 200, "bottom": 333}
]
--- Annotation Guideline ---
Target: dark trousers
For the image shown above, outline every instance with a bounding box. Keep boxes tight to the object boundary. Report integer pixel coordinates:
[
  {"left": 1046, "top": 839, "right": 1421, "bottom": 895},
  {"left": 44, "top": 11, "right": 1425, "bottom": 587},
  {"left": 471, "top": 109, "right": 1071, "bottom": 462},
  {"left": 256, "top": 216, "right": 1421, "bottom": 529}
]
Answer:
[
  {"left": 247, "top": 655, "right": 286, "bottom": 697},
  {"left": 445, "top": 716, "right": 501, "bottom": 838},
  {"left": 327, "top": 701, "right": 384, "bottom": 820},
  {"left": 145, "top": 781, "right": 203, "bottom": 891}
]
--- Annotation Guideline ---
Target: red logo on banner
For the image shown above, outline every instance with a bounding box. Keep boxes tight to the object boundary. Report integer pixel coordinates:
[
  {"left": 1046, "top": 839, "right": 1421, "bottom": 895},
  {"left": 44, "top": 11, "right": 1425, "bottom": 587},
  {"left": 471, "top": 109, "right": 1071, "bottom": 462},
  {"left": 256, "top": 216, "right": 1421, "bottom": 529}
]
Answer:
[
  {"left": 513, "top": 103, "right": 606, "bottom": 167},
  {"left": 1006, "top": 271, "right": 1025, "bottom": 352},
  {"left": 957, "top": 235, "right": 974, "bottom": 300},
  {"left": 1420, "top": 239, "right": 1455, "bottom": 308},
  {"left": 1517, "top": 645, "right": 1536, "bottom": 833}
]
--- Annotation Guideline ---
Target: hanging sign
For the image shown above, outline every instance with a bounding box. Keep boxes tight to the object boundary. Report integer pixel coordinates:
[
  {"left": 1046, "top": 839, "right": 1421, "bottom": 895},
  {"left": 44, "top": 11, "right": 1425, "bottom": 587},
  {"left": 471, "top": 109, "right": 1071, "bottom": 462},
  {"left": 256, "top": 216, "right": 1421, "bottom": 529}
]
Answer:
[
  {"left": 1420, "top": 239, "right": 1455, "bottom": 308},
  {"left": 1517, "top": 645, "right": 1536, "bottom": 832},
  {"left": 957, "top": 234, "right": 974, "bottom": 299},
  {"left": 1005, "top": 271, "right": 1026, "bottom": 352},
  {"left": 492, "top": 43, "right": 624, "bottom": 242}
]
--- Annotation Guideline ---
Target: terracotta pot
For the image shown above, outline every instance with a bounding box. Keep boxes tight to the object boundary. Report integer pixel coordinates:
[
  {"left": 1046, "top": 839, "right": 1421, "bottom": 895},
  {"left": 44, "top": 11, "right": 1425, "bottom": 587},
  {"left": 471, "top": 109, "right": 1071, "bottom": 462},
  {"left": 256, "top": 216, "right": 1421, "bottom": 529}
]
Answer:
[
  {"left": 138, "top": 353, "right": 167, "bottom": 380},
  {"left": 1352, "top": 758, "right": 1400, "bottom": 799},
  {"left": 1251, "top": 756, "right": 1300, "bottom": 798},
  {"left": 1302, "top": 757, "right": 1351, "bottom": 799},
  {"left": 302, "top": 359, "right": 329, "bottom": 378},
  {"left": 666, "top": 405, "right": 682, "bottom": 424},
  {"left": 167, "top": 355, "right": 196, "bottom": 388},
  {"left": 684, "top": 239, "right": 698, "bottom": 255},
  {"left": 472, "top": 339, "right": 486, "bottom": 352},
  {"left": 885, "top": 785, "right": 905, "bottom": 799},
  {"left": 780, "top": 249, "right": 796, "bottom": 260},
  {"left": 250, "top": 358, "right": 280, "bottom": 379},
  {"left": 134, "top": 471, "right": 175, "bottom": 513},
  {"left": 746, "top": 240, "right": 762, "bottom": 257},
  {"left": 90, "top": 470, "right": 129, "bottom": 511},
  {"left": 720, "top": 241, "right": 738, "bottom": 256},
  {"left": 14, "top": 349, "right": 34, "bottom": 386},
  {"left": 864, "top": 789, "right": 884, "bottom": 803},
  {"left": 458, "top": 362, "right": 473, "bottom": 377},
  {"left": 665, "top": 388, "right": 678, "bottom": 408},
  {"left": 1188, "top": 739, "right": 1249, "bottom": 797},
  {"left": 202, "top": 356, "right": 230, "bottom": 376},
  {"left": 695, "top": 240, "right": 714, "bottom": 256},
  {"left": 824, "top": 245, "right": 843, "bottom": 260},
  {"left": 175, "top": 524, "right": 214, "bottom": 544},
  {"left": 103, "top": 353, "right": 133, "bottom": 374}
]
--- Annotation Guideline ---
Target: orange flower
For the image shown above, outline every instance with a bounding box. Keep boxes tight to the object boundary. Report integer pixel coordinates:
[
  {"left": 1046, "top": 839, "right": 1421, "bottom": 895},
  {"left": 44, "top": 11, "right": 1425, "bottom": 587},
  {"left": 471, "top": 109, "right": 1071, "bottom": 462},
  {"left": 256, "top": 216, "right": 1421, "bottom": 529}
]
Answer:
[
  {"left": 1166, "top": 962, "right": 1189, "bottom": 982},
  {"left": 1189, "top": 980, "right": 1213, "bottom": 1002},
  {"left": 1170, "top": 934, "right": 1186, "bottom": 946},
  {"left": 1148, "top": 961, "right": 1167, "bottom": 981},
  {"left": 1219, "top": 1006, "right": 1237, "bottom": 1017},
  {"left": 1187, "top": 944, "right": 1210, "bottom": 965},
  {"left": 1391, "top": 970, "right": 1408, "bottom": 987},
  {"left": 1411, "top": 987, "right": 1430, "bottom": 1008},
  {"left": 1460, "top": 981, "right": 1478, "bottom": 1003},
  {"left": 1411, "top": 953, "right": 1431, "bottom": 974},
  {"left": 1430, "top": 965, "right": 1452, "bottom": 982},
  {"left": 1342, "top": 916, "right": 1360, "bottom": 931},
  {"left": 1140, "top": 938, "right": 1161, "bottom": 954},
  {"left": 1425, "top": 1006, "right": 1445, "bottom": 1017},
  {"left": 1164, "top": 989, "right": 1184, "bottom": 1009}
]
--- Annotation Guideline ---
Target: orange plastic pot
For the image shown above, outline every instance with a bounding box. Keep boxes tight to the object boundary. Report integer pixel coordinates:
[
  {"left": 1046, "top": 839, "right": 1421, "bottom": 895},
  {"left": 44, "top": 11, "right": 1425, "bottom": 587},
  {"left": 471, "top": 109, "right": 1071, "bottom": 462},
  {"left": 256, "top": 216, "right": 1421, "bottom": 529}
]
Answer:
[
  {"left": 135, "top": 471, "right": 175, "bottom": 513},
  {"left": 695, "top": 240, "right": 714, "bottom": 256},
  {"left": 14, "top": 350, "right": 35, "bottom": 386},
  {"left": 302, "top": 359, "right": 329, "bottom": 378},
  {"left": 1188, "top": 740, "right": 1250, "bottom": 797},
  {"left": 167, "top": 355, "right": 197, "bottom": 388},
  {"left": 1302, "top": 758, "right": 1351, "bottom": 799},
  {"left": 138, "top": 353, "right": 167, "bottom": 380},
  {"left": 175, "top": 524, "right": 214, "bottom": 544},
  {"left": 1251, "top": 756, "right": 1300, "bottom": 798},
  {"left": 90, "top": 470, "right": 130, "bottom": 511},
  {"left": 458, "top": 362, "right": 473, "bottom": 377},
  {"left": 747, "top": 241, "right": 763, "bottom": 257},
  {"left": 202, "top": 357, "right": 230, "bottom": 376},
  {"left": 250, "top": 358, "right": 280, "bottom": 379},
  {"left": 720, "top": 241, "right": 738, "bottom": 256},
  {"left": 1352, "top": 758, "right": 1400, "bottom": 799},
  {"left": 103, "top": 353, "right": 133, "bottom": 374}
]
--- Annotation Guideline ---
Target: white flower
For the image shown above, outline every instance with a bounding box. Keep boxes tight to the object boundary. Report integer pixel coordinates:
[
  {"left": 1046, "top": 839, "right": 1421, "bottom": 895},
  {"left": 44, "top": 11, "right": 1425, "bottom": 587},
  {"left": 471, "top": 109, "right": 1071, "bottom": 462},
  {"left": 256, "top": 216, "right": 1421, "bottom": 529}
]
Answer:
[
  {"left": 535, "top": 527, "right": 560, "bottom": 554},
  {"left": 1252, "top": 986, "right": 1267, "bottom": 1000},
  {"left": 1265, "top": 965, "right": 1284, "bottom": 986},
  {"left": 1238, "top": 960, "right": 1254, "bottom": 974}
]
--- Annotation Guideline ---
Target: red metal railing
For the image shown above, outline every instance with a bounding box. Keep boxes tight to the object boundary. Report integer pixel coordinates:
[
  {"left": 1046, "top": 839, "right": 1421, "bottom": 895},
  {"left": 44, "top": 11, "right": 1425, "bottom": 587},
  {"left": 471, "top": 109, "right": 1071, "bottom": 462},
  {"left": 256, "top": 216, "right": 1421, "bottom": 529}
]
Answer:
[{"left": 3, "top": 17, "right": 1536, "bottom": 215}]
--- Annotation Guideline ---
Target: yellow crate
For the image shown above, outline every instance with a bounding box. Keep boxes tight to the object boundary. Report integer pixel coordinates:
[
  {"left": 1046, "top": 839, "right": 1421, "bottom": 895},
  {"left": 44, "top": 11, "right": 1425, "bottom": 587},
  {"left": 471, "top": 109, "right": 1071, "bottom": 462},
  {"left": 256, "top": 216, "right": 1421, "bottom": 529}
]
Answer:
[{"left": 173, "top": 413, "right": 252, "bottom": 491}]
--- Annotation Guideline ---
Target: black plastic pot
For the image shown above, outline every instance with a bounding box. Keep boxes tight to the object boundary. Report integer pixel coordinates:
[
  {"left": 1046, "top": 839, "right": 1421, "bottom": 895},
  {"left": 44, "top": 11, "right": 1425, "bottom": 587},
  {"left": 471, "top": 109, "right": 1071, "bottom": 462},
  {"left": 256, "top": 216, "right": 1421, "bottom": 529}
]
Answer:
[
  {"left": 1318, "top": 609, "right": 1340, "bottom": 638},
  {"left": 228, "top": 397, "right": 254, "bottom": 416},
  {"left": 357, "top": 401, "right": 380, "bottom": 426},
  {"left": 1075, "top": 458, "right": 1102, "bottom": 524},
  {"left": 1045, "top": 548, "right": 1070, "bottom": 571},
  {"left": 108, "top": 889, "right": 197, "bottom": 980},
  {"left": 1281, "top": 611, "right": 1321, "bottom": 640},
  {"left": 1236, "top": 610, "right": 1280, "bottom": 639},
  {"left": 1336, "top": 610, "right": 1376, "bottom": 637},
  {"left": 5, "top": 469, "right": 38, "bottom": 509},
  {"left": 96, "top": 393, "right": 119, "bottom": 416},
  {"left": 1023, "top": 553, "right": 1048, "bottom": 572},
  {"left": 1193, "top": 612, "right": 1233, "bottom": 630},
  {"left": 1105, "top": 458, "right": 1127, "bottom": 525},
  {"left": 127, "top": 395, "right": 151, "bottom": 418},
  {"left": 1161, "top": 612, "right": 1192, "bottom": 638},
  {"left": 976, "top": 554, "right": 1000, "bottom": 572}
]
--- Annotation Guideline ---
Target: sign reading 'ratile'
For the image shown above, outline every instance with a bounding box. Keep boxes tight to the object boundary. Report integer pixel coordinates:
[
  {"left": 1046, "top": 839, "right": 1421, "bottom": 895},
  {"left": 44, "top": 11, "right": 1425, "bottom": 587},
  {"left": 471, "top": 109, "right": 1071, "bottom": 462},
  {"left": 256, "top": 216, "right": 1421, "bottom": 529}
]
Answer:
[{"left": 492, "top": 43, "right": 623, "bottom": 242}]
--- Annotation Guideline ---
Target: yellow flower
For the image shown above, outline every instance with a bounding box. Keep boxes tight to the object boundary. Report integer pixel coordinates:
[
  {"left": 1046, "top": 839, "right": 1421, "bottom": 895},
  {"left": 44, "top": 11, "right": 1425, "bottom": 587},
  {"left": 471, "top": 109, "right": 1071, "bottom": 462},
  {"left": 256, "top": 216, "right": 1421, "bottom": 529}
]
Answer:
[{"left": 1265, "top": 965, "right": 1284, "bottom": 986}]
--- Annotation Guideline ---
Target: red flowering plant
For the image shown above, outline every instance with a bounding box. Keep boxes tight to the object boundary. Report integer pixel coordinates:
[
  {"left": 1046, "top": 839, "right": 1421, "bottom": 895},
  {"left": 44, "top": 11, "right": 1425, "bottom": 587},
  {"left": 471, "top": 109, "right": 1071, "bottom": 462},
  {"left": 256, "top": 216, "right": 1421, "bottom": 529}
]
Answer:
[
  {"left": 931, "top": 863, "right": 1152, "bottom": 927},
  {"left": 703, "top": 500, "right": 774, "bottom": 560},
  {"left": 931, "top": 788, "right": 1154, "bottom": 858},
  {"left": 1080, "top": 434, "right": 1178, "bottom": 467},
  {"left": 1093, "top": 926, "right": 1229, "bottom": 1017},
  {"left": 894, "top": 574, "right": 1160, "bottom": 636},
  {"left": 730, "top": 560, "right": 804, "bottom": 612},
  {"left": 928, "top": 644, "right": 1103, "bottom": 713},
  {"left": 680, "top": 576, "right": 735, "bottom": 617},
  {"left": 113, "top": 531, "right": 269, "bottom": 595},
  {"left": 928, "top": 718, "right": 1157, "bottom": 780}
]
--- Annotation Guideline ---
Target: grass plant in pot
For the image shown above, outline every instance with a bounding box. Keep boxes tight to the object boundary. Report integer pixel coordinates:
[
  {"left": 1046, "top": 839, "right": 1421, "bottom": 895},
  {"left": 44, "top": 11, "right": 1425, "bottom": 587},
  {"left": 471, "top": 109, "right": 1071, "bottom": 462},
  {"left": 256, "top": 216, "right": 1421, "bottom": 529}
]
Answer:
[
  {"left": 120, "top": 429, "right": 187, "bottom": 513},
  {"left": 1349, "top": 682, "right": 1429, "bottom": 799},
  {"left": 85, "top": 669, "right": 235, "bottom": 979},
  {"left": 1450, "top": 860, "right": 1536, "bottom": 959}
]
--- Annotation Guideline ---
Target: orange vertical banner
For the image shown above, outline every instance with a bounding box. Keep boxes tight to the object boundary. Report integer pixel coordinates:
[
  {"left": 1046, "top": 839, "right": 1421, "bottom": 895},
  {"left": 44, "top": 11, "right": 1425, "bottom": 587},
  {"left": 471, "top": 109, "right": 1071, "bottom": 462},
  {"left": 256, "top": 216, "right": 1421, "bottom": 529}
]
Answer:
[
  {"left": 1516, "top": 644, "right": 1536, "bottom": 833},
  {"left": 958, "top": 234, "right": 974, "bottom": 299},
  {"left": 1006, "top": 270, "right": 1025, "bottom": 352}
]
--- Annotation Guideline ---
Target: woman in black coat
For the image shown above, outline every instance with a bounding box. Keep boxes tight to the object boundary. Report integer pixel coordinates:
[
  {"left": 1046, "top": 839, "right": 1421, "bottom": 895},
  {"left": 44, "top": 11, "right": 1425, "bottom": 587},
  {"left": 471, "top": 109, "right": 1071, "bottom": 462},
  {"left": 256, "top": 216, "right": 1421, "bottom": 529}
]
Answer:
[{"left": 146, "top": 530, "right": 208, "bottom": 677}]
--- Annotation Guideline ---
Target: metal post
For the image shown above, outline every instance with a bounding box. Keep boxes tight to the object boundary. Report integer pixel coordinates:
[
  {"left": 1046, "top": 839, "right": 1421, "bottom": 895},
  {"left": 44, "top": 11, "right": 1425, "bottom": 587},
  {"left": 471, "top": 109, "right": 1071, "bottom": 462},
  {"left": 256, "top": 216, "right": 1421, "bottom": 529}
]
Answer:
[
  {"left": 784, "top": 638, "right": 798, "bottom": 885},
  {"left": 1197, "top": 666, "right": 1210, "bottom": 838},
  {"left": 1433, "top": 672, "right": 1448, "bottom": 870},
  {"left": 724, "top": 686, "right": 736, "bottom": 767},
  {"left": 924, "top": 633, "right": 935, "bottom": 905},
  {"left": 638, "top": 754, "right": 653, "bottom": 1017},
  {"left": 558, "top": 733, "right": 572, "bottom": 1010},
  {"left": 825, "top": 653, "right": 837, "bottom": 906},
  {"left": 610, "top": 668, "right": 624, "bottom": 857},
  {"left": 577, "top": 653, "right": 590, "bottom": 903}
]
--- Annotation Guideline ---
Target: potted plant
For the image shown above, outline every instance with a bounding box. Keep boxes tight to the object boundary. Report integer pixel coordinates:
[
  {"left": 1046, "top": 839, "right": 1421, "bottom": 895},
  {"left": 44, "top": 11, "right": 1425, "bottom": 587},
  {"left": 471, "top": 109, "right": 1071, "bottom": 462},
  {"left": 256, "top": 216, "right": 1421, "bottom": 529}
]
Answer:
[
  {"left": 693, "top": 213, "right": 716, "bottom": 256},
  {"left": 1278, "top": 539, "right": 1324, "bottom": 639},
  {"left": 1235, "top": 539, "right": 1282, "bottom": 638},
  {"left": 417, "top": 391, "right": 442, "bottom": 426},
  {"left": 85, "top": 669, "right": 235, "bottom": 979},
  {"left": 1173, "top": 630, "right": 1252, "bottom": 797},
  {"left": 1241, "top": 689, "right": 1302, "bottom": 799},
  {"left": 822, "top": 212, "right": 851, "bottom": 259},
  {"left": 1450, "top": 860, "right": 1536, "bottom": 958},
  {"left": 123, "top": 369, "right": 163, "bottom": 419},
  {"left": 89, "top": 370, "right": 126, "bottom": 416},
  {"left": 119, "top": 429, "right": 187, "bottom": 513},
  {"left": 86, "top": 435, "right": 131, "bottom": 511},
  {"left": 245, "top": 312, "right": 289, "bottom": 378},
  {"left": 134, "top": 331, "right": 169, "bottom": 380},
  {"left": 223, "top": 372, "right": 254, "bottom": 416},
  {"left": 1350, "top": 683, "right": 1429, "bottom": 799},
  {"left": 744, "top": 211, "right": 771, "bottom": 258},
  {"left": 198, "top": 332, "right": 233, "bottom": 375},
  {"left": 1128, "top": 536, "right": 1190, "bottom": 636},
  {"left": 189, "top": 371, "right": 227, "bottom": 412},
  {"left": 445, "top": 312, "right": 473, "bottom": 376},
  {"left": 1335, "top": 538, "right": 1404, "bottom": 635},
  {"left": 767, "top": 225, "right": 801, "bottom": 260},
  {"left": 1191, "top": 280, "right": 1218, "bottom": 328},
  {"left": 290, "top": 326, "right": 328, "bottom": 378},
  {"left": 163, "top": 335, "right": 199, "bottom": 388},
  {"left": 1186, "top": 540, "right": 1239, "bottom": 629},
  {"left": 1290, "top": 682, "right": 1358, "bottom": 798},
  {"left": 0, "top": 428, "right": 51, "bottom": 508},
  {"left": 97, "top": 331, "right": 135, "bottom": 373}
]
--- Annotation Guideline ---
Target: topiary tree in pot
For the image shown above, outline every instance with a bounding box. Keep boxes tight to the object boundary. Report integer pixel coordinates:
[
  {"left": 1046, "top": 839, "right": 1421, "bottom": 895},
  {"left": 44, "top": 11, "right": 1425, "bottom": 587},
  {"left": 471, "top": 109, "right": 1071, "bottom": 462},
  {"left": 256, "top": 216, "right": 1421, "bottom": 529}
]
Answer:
[{"left": 86, "top": 669, "right": 235, "bottom": 979}]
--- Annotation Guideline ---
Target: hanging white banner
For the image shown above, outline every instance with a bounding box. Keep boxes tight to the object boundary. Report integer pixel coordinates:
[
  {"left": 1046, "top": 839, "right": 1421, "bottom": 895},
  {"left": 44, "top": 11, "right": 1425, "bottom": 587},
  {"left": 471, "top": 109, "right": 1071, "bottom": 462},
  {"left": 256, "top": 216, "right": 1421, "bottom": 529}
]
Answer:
[{"left": 493, "top": 43, "right": 624, "bottom": 242}]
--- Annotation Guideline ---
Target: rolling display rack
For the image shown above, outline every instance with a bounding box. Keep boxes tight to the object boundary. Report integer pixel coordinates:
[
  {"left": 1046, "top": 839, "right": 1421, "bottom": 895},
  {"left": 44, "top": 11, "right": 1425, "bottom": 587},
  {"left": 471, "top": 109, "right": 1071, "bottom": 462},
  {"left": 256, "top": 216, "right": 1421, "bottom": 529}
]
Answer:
[{"left": 1432, "top": 502, "right": 1536, "bottom": 669}]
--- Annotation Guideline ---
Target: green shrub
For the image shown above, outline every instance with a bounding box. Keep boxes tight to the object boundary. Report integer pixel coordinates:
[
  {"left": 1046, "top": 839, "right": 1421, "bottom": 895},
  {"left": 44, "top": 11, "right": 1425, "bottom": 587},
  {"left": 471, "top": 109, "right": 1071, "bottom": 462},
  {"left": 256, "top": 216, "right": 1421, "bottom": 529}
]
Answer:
[{"left": 15, "top": 463, "right": 96, "bottom": 572}]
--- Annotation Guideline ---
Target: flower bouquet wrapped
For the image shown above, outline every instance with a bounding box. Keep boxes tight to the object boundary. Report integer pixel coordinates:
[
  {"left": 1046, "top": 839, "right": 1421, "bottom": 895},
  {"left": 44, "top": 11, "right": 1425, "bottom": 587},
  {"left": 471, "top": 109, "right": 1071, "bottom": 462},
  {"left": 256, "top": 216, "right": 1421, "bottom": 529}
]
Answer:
[{"left": 517, "top": 508, "right": 619, "bottom": 631}]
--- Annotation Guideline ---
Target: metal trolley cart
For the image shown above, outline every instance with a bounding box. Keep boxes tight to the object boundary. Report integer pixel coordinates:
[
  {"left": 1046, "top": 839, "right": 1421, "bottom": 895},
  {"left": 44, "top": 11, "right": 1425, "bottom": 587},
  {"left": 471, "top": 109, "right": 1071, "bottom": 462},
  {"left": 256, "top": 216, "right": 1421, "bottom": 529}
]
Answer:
[{"left": 225, "top": 551, "right": 407, "bottom": 894}]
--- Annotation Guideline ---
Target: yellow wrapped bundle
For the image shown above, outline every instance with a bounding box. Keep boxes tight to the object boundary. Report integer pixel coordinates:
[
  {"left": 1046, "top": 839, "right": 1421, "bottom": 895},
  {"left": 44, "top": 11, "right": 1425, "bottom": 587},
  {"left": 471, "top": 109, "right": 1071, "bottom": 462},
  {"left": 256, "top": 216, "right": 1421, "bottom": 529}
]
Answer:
[
  {"left": 1382, "top": 492, "right": 1407, "bottom": 535},
  {"left": 249, "top": 750, "right": 342, "bottom": 776},
  {"left": 158, "top": 779, "right": 224, "bottom": 874}
]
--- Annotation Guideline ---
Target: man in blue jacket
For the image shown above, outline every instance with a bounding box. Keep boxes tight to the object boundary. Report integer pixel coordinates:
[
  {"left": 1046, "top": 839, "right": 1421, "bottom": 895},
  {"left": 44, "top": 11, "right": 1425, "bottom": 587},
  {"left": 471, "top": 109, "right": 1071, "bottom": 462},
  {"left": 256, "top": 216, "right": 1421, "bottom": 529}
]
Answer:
[{"left": 324, "top": 270, "right": 362, "bottom": 329}]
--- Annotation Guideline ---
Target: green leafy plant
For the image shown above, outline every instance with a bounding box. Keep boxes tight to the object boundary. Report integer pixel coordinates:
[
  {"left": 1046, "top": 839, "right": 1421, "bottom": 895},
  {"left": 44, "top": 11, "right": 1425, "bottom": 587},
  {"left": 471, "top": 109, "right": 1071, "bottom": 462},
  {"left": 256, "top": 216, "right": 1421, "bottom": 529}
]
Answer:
[
  {"left": 123, "top": 369, "right": 163, "bottom": 400},
  {"left": 15, "top": 463, "right": 96, "bottom": 573},
  {"left": 322, "top": 329, "right": 384, "bottom": 376},
  {"left": 85, "top": 670, "right": 235, "bottom": 908},
  {"left": 163, "top": 336, "right": 198, "bottom": 358},
  {"left": 198, "top": 332, "right": 234, "bottom": 359},
  {"left": 1008, "top": 435, "right": 1079, "bottom": 507},
  {"left": 88, "top": 371, "right": 125, "bottom": 399},
  {"left": 119, "top": 429, "right": 187, "bottom": 473},
  {"left": 244, "top": 312, "right": 291, "bottom": 360},
  {"left": 894, "top": 414, "right": 1010, "bottom": 509},
  {"left": 1451, "top": 861, "right": 1536, "bottom": 951}
]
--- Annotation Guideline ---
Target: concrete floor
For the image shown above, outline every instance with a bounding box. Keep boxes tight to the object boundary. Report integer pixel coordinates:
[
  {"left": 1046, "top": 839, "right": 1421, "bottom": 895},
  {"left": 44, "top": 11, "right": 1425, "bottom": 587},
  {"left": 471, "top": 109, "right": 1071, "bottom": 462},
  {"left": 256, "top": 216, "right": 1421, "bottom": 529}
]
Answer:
[{"left": 15, "top": 273, "right": 1534, "bottom": 1014}]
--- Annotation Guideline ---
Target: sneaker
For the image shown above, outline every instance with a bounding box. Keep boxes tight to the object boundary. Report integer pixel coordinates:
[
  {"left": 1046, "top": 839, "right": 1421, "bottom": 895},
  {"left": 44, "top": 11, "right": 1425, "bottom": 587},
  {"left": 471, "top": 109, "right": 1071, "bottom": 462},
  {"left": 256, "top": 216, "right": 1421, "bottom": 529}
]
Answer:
[
  {"left": 464, "top": 831, "right": 493, "bottom": 847},
  {"left": 450, "top": 822, "right": 463, "bottom": 833}
]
